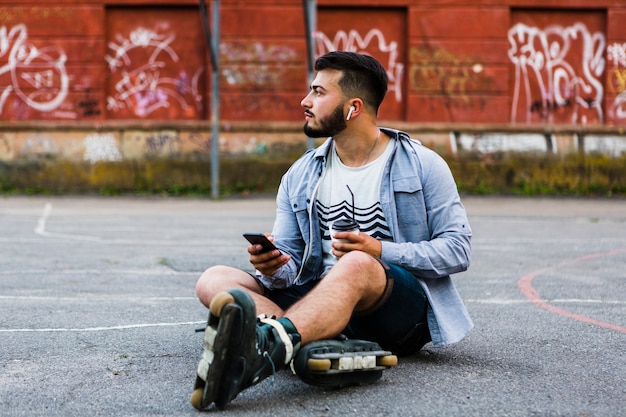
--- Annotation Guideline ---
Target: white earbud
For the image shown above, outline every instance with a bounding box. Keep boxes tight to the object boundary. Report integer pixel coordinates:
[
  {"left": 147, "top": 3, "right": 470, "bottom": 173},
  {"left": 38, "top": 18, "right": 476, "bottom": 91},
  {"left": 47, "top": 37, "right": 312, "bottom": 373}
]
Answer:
[{"left": 346, "top": 105, "right": 355, "bottom": 121}]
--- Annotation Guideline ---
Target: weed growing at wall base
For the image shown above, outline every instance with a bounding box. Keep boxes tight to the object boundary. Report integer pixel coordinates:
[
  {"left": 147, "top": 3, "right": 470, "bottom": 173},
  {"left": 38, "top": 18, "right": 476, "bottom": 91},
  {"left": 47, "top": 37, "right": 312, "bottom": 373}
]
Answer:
[
  {"left": 449, "top": 153, "right": 626, "bottom": 197},
  {"left": 0, "top": 154, "right": 625, "bottom": 197}
]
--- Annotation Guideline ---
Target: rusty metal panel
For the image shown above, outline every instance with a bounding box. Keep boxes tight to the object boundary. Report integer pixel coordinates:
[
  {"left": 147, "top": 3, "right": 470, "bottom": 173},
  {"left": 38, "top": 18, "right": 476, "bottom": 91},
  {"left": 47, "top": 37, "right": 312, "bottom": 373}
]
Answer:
[
  {"left": 0, "top": 6, "right": 104, "bottom": 37},
  {"left": 221, "top": 92, "right": 305, "bottom": 122},
  {"left": 105, "top": 7, "right": 207, "bottom": 120},
  {"left": 221, "top": 5, "right": 304, "bottom": 37},
  {"left": 219, "top": 39, "right": 306, "bottom": 93},
  {"left": 508, "top": 9, "right": 606, "bottom": 125},
  {"left": 219, "top": 39, "right": 307, "bottom": 121},
  {"left": 316, "top": 7, "right": 407, "bottom": 121},
  {"left": 406, "top": 6, "right": 509, "bottom": 123},
  {"left": 407, "top": 95, "right": 511, "bottom": 123},
  {"left": 407, "top": 42, "right": 509, "bottom": 122},
  {"left": 408, "top": 7, "right": 509, "bottom": 39},
  {"left": 1, "top": 1, "right": 624, "bottom": 128}
]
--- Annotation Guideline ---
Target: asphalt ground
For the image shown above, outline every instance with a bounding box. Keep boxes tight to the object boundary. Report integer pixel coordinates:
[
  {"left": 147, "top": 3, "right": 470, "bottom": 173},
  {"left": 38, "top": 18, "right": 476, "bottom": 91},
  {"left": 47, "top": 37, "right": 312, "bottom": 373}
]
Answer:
[{"left": 1, "top": 195, "right": 625, "bottom": 417}]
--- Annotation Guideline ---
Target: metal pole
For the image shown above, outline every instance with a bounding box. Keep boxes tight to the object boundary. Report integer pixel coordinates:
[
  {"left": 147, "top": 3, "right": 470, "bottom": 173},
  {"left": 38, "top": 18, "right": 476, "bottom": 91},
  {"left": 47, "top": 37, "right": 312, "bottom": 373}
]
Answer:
[
  {"left": 304, "top": 0, "right": 316, "bottom": 81},
  {"left": 199, "top": 0, "right": 220, "bottom": 199},
  {"left": 210, "top": 0, "right": 220, "bottom": 199},
  {"left": 303, "top": 0, "right": 317, "bottom": 149}
]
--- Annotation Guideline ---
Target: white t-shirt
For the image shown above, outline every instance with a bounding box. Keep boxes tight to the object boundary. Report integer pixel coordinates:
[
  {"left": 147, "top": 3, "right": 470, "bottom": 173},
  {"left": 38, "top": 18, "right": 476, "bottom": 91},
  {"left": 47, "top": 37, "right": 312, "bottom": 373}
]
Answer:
[{"left": 315, "top": 137, "right": 395, "bottom": 270}]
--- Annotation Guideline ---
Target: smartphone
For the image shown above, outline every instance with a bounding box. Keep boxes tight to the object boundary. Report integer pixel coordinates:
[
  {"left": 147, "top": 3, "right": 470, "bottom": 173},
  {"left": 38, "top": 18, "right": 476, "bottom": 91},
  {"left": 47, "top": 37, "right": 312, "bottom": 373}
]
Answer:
[{"left": 242, "top": 233, "right": 280, "bottom": 254}]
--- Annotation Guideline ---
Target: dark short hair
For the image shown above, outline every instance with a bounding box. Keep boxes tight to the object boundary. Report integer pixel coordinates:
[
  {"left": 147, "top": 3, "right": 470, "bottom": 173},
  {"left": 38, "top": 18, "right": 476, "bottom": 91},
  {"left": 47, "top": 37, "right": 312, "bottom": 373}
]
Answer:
[{"left": 314, "top": 51, "right": 388, "bottom": 114}]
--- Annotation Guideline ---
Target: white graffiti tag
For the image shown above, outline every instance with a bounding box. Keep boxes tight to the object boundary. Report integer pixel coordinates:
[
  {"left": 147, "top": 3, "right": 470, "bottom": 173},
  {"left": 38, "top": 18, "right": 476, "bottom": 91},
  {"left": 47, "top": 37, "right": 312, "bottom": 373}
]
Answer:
[
  {"left": 83, "top": 133, "right": 123, "bottom": 163},
  {"left": 315, "top": 29, "right": 404, "bottom": 103},
  {"left": 220, "top": 42, "right": 298, "bottom": 87},
  {"left": 0, "top": 24, "right": 69, "bottom": 115},
  {"left": 508, "top": 22, "right": 605, "bottom": 124},
  {"left": 105, "top": 27, "right": 203, "bottom": 117},
  {"left": 607, "top": 42, "right": 626, "bottom": 67}
]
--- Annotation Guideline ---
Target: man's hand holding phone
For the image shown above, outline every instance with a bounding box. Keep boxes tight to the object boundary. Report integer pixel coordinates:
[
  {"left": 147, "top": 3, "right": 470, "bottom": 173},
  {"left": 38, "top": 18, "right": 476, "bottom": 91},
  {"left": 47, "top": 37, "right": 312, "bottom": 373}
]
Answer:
[{"left": 243, "top": 233, "right": 290, "bottom": 276}]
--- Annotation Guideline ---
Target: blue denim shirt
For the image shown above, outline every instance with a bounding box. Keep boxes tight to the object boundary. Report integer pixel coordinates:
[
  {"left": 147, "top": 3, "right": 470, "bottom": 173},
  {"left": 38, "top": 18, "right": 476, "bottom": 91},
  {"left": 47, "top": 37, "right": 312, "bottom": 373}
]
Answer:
[{"left": 258, "top": 128, "right": 473, "bottom": 347}]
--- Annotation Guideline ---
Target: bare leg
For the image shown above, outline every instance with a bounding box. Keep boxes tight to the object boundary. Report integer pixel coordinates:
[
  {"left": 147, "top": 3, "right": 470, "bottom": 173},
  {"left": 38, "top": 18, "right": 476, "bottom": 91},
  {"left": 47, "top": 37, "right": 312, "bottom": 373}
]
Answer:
[
  {"left": 285, "top": 251, "right": 387, "bottom": 344},
  {"left": 195, "top": 265, "right": 285, "bottom": 318},
  {"left": 195, "top": 251, "right": 387, "bottom": 345}
]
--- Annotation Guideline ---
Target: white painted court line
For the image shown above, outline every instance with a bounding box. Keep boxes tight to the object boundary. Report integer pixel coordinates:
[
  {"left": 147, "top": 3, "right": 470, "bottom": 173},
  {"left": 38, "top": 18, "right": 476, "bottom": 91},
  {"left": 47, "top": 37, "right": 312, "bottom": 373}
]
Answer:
[
  {"left": 0, "top": 269, "right": 200, "bottom": 275},
  {"left": 18, "top": 202, "right": 243, "bottom": 246},
  {"left": 0, "top": 293, "right": 203, "bottom": 333},
  {"left": 1, "top": 297, "right": 621, "bottom": 334},
  {"left": 0, "top": 295, "right": 196, "bottom": 301},
  {"left": 34, "top": 202, "right": 102, "bottom": 241},
  {"left": 0, "top": 321, "right": 205, "bottom": 333}
]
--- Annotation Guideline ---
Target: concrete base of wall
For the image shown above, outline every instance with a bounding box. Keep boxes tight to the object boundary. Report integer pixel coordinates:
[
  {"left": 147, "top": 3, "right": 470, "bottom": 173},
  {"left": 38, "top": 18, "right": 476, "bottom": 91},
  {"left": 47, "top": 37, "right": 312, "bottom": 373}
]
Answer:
[{"left": 1, "top": 122, "right": 625, "bottom": 196}]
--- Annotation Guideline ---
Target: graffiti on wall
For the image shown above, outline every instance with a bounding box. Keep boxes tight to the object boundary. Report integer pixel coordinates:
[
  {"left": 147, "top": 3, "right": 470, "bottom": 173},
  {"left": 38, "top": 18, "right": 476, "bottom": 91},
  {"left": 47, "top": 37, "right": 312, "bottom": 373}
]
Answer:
[
  {"left": 608, "top": 42, "right": 626, "bottom": 67},
  {"left": 409, "top": 46, "right": 493, "bottom": 110},
  {"left": 132, "top": 131, "right": 213, "bottom": 156},
  {"left": 0, "top": 24, "right": 69, "bottom": 115},
  {"left": 507, "top": 22, "right": 605, "bottom": 124},
  {"left": 105, "top": 27, "right": 203, "bottom": 117},
  {"left": 220, "top": 42, "right": 297, "bottom": 87},
  {"left": 83, "top": 133, "right": 122, "bottom": 163},
  {"left": 315, "top": 29, "right": 403, "bottom": 103},
  {"left": 607, "top": 42, "right": 626, "bottom": 121}
]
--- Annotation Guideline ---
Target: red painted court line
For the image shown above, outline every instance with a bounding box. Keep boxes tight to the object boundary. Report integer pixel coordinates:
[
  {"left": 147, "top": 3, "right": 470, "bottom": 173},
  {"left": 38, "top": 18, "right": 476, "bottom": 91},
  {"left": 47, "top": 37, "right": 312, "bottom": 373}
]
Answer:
[{"left": 518, "top": 249, "right": 626, "bottom": 334}]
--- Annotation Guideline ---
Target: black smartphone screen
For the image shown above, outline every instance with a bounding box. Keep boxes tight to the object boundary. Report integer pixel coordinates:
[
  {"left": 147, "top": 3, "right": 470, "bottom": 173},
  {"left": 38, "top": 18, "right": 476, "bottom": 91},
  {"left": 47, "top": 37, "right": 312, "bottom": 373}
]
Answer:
[{"left": 242, "top": 233, "right": 279, "bottom": 253}]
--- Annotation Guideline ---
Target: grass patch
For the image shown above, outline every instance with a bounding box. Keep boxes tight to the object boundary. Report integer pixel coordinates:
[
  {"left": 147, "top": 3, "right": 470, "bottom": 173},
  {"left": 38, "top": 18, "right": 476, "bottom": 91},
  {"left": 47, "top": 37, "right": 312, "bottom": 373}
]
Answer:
[{"left": 1, "top": 152, "right": 625, "bottom": 197}]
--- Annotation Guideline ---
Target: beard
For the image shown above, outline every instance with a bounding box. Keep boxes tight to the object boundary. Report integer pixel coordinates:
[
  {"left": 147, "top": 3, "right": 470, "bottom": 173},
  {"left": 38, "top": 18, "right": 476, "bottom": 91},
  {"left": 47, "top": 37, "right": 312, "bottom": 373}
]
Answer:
[{"left": 303, "top": 104, "right": 347, "bottom": 138}]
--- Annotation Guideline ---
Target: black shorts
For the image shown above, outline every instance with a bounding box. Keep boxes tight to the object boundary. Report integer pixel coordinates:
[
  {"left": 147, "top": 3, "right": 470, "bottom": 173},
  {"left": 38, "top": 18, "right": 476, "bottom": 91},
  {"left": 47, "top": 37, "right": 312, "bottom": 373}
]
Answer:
[{"left": 260, "top": 262, "right": 431, "bottom": 356}]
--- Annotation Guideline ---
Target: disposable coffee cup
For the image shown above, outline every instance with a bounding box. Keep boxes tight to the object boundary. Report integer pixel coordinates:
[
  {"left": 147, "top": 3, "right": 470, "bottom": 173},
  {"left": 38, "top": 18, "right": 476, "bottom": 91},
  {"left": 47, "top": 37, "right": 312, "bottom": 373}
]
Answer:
[{"left": 330, "top": 218, "right": 359, "bottom": 243}]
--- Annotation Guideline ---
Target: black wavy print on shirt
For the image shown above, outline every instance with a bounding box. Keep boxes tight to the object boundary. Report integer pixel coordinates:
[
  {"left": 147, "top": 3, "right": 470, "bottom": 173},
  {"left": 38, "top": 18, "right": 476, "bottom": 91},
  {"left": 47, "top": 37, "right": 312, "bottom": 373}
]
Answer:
[{"left": 316, "top": 199, "right": 392, "bottom": 241}]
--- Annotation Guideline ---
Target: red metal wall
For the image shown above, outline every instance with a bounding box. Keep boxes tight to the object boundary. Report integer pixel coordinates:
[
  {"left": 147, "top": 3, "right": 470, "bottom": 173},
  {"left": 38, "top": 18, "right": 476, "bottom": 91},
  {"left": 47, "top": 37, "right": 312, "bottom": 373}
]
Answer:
[
  {"left": 1, "top": 1, "right": 625, "bottom": 126},
  {"left": 105, "top": 7, "right": 207, "bottom": 120}
]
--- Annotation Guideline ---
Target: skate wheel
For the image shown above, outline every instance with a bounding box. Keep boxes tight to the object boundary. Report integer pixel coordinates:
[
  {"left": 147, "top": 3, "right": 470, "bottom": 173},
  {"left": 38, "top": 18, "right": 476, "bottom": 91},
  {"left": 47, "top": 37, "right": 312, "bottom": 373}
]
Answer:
[
  {"left": 189, "top": 387, "right": 204, "bottom": 410},
  {"left": 209, "top": 292, "right": 235, "bottom": 317},
  {"left": 307, "top": 358, "right": 331, "bottom": 371},
  {"left": 377, "top": 355, "right": 398, "bottom": 367}
]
